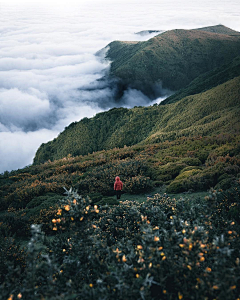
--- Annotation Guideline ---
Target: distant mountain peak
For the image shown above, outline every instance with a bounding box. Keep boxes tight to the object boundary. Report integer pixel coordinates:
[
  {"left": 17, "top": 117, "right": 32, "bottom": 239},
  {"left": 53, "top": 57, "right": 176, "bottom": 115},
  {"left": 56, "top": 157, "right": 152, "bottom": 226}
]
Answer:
[
  {"left": 194, "top": 24, "right": 240, "bottom": 35},
  {"left": 105, "top": 25, "right": 240, "bottom": 97}
]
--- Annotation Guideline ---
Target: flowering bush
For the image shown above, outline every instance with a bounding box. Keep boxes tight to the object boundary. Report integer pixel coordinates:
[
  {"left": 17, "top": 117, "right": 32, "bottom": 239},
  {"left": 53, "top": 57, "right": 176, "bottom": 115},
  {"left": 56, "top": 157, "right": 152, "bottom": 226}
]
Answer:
[{"left": 1, "top": 185, "right": 240, "bottom": 300}]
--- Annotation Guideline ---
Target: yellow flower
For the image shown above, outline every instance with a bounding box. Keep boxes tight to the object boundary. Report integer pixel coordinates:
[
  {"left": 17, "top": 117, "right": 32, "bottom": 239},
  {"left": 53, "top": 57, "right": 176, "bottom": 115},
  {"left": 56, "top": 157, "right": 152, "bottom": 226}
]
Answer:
[
  {"left": 230, "top": 285, "right": 236, "bottom": 290},
  {"left": 89, "top": 283, "right": 93, "bottom": 288},
  {"left": 187, "top": 265, "right": 192, "bottom": 270},
  {"left": 182, "top": 229, "right": 186, "bottom": 234},
  {"left": 57, "top": 209, "right": 62, "bottom": 215},
  {"left": 206, "top": 267, "right": 211, "bottom": 272},
  {"left": 178, "top": 292, "right": 183, "bottom": 299},
  {"left": 149, "top": 262, "right": 152, "bottom": 268},
  {"left": 73, "top": 199, "right": 77, "bottom": 205},
  {"left": 94, "top": 205, "right": 98, "bottom": 210},
  {"left": 64, "top": 205, "right": 70, "bottom": 211},
  {"left": 122, "top": 255, "right": 127, "bottom": 262},
  {"left": 213, "top": 285, "right": 219, "bottom": 290},
  {"left": 53, "top": 227, "right": 57, "bottom": 231},
  {"left": 52, "top": 219, "right": 57, "bottom": 223},
  {"left": 154, "top": 236, "right": 159, "bottom": 242},
  {"left": 17, "top": 293, "right": 22, "bottom": 299},
  {"left": 179, "top": 244, "right": 185, "bottom": 248},
  {"left": 163, "top": 290, "right": 167, "bottom": 294},
  {"left": 162, "top": 256, "right": 167, "bottom": 260},
  {"left": 7, "top": 295, "right": 13, "bottom": 300},
  {"left": 80, "top": 216, "right": 84, "bottom": 221},
  {"left": 136, "top": 274, "right": 140, "bottom": 278},
  {"left": 200, "top": 257, "right": 205, "bottom": 262},
  {"left": 137, "top": 245, "right": 143, "bottom": 250},
  {"left": 71, "top": 217, "right": 74, "bottom": 221},
  {"left": 113, "top": 248, "right": 122, "bottom": 254}
]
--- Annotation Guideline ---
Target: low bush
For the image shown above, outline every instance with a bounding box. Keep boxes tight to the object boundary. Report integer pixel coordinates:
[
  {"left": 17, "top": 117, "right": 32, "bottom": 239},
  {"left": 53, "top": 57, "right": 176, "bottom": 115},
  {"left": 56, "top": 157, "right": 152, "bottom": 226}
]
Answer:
[
  {"left": 124, "top": 175, "right": 153, "bottom": 194},
  {"left": 1, "top": 186, "right": 240, "bottom": 300},
  {"left": 96, "top": 197, "right": 119, "bottom": 206}
]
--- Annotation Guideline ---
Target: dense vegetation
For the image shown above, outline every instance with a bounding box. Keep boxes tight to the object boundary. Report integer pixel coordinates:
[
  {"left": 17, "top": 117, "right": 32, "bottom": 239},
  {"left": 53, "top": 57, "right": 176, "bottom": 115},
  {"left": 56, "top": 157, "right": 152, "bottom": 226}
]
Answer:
[
  {"left": 1, "top": 185, "right": 240, "bottom": 300},
  {"left": 106, "top": 25, "right": 240, "bottom": 97},
  {"left": 161, "top": 55, "right": 240, "bottom": 105},
  {"left": 1, "top": 24, "right": 240, "bottom": 300},
  {"left": 1, "top": 131, "right": 240, "bottom": 238},
  {"left": 34, "top": 75, "right": 240, "bottom": 164}
]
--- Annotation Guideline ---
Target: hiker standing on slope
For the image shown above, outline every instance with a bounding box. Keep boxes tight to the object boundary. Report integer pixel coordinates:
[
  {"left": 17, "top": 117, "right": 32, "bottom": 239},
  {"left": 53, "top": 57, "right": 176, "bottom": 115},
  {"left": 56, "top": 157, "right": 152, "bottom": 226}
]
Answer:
[{"left": 114, "top": 176, "right": 123, "bottom": 199}]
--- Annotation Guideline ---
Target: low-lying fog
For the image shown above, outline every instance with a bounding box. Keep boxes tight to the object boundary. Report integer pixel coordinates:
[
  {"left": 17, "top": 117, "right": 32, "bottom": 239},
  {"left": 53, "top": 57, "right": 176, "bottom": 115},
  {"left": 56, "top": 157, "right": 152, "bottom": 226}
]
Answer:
[{"left": 1, "top": 0, "right": 240, "bottom": 173}]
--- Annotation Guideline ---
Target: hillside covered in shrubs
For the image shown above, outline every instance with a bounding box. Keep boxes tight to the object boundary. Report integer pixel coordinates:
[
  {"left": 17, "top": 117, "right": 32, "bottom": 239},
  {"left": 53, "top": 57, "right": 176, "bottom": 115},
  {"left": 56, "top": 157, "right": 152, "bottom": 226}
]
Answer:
[
  {"left": 105, "top": 25, "right": 240, "bottom": 97},
  {"left": 1, "top": 132, "right": 240, "bottom": 238},
  {"left": 1, "top": 24, "right": 240, "bottom": 300},
  {"left": 1, "top": 186, "right": 240, "bottom": 299},
  {"left": 34, "top": 74, "right": 240, "bottom": 164}
]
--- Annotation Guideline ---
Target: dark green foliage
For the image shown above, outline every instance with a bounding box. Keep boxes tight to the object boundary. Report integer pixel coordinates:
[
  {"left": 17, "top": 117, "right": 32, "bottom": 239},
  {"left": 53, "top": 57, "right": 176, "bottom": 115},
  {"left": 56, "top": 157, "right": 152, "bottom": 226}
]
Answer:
[
  {"left": 106, "top": 26, "right": 240, "bottom": 95},
  {"left": 96, "top": 197, "right": 118, "bottom": 206},
  {"left": 162, "top": 55, "right": 240, "bottom": 105},
  {"left": 34, "top": 75, "right": 240, "bottom": 164},
  {"left": 26, "top": 193, "right": 63, "bottom": 209},
  {"left": 1, "top": 188, "right": 240, "bottom": 300},
  {"left": 87, "top": 192, "right": 103, "bottom": 204},
  {"left": 1, "top": 133, "right": 240, "bottom": 237}
]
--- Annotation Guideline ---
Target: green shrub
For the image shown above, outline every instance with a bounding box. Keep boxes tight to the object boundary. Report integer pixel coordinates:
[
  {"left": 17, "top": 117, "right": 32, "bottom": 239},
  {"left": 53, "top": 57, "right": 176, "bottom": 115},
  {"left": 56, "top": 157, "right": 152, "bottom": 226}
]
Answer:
[
  {"left": 2, "top": 188, "right": 240, "bottom": 300},
  {"left": 96, "top": 197, "right": 118, "bottom": 206},
  {"left": 26, "top": 193, "right": 62, "bottom": 209},
  {"left": 180, "top": 157, "right": 202, "bottom": 166},
  {"left": 176, "top": 168, "right": 202, "bottom": 180},
  {"left": 179, "top": 165, "right": 202, "bottom": 174},
  {"left": 124, "top": 175, "right": 153, "bottom": 194},
  {"left": 166, "top": 180, "right": 186, "bottom": 193},
  {"left": 215, "top": 177, "right": 234, "bottom": 190},
  {"left": 88, "top": 193, "right": 103, "bottom": 204}
]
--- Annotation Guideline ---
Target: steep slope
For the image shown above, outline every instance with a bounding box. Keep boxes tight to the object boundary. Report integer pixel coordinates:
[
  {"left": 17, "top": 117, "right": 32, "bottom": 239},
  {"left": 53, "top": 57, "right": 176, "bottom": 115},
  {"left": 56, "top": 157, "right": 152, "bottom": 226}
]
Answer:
[
  {"left": 34, "top": 75, "right": 240, "bottom": 164},
  {"left": 161, "top": 55, "right": 240, "bottom": 104},
  {"left": 194, "top": 24, "right": 240, "bottom": 35},
  {"left": 106, "top": 25, "right": 240, "bottom": 97}
]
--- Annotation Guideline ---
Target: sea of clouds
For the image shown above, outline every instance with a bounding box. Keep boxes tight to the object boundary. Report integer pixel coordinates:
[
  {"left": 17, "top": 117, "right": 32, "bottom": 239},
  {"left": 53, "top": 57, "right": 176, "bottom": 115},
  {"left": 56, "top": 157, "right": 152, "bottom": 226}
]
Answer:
[{"left": 0, "top": 0, "right": 240, "bottom": 173}]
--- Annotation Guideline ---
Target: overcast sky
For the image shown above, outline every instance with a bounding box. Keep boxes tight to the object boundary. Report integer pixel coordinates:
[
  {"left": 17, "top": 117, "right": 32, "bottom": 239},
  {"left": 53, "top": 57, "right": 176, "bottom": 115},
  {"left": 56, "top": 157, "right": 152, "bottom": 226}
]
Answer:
[{"left": 0, "top": 0, "right": 240, "bottom": 173}]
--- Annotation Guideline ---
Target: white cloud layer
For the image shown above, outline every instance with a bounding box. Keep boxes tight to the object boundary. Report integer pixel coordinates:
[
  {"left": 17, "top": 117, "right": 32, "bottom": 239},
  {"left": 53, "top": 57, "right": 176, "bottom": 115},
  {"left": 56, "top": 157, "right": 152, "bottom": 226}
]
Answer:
[{"left": 0, "top": 0, "right": 240, "bottom": 173}]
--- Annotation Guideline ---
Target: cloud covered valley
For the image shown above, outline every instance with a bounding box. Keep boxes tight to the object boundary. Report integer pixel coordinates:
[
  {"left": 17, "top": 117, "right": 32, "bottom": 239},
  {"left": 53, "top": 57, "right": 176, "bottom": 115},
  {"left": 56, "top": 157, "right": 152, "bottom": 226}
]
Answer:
[{"left": 1, "top": 0, "right": 240, "bottom": 173}]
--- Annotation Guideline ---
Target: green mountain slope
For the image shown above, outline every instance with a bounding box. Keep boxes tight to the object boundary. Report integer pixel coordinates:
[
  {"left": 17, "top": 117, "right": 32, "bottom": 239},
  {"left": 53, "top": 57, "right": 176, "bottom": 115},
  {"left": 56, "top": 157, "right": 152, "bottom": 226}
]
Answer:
[
  {"left": 105, "top": 25, "right": 240, "bottom": 97},
  {"left": 194, "top": 24, "right": 240, "bottom": 35},
  {"left": 161, "top": 55, "right": 240, "bottom": 104},
  {"left": 34, "top": 75, "right": 240, "bottom": 165}
]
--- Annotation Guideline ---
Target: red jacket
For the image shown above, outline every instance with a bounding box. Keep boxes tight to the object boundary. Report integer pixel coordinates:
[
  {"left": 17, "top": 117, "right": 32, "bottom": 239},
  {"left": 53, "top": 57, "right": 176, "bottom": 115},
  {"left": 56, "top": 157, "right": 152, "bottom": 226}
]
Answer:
[{"left": 114, "top": 176, "right": 123, "bottom": 191}]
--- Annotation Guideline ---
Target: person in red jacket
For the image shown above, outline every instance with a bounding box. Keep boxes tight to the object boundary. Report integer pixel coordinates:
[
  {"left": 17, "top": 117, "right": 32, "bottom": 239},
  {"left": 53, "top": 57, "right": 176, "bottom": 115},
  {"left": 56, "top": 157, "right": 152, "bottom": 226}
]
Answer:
[{"left": 114, "top": 176, "right": 123, "bottom": 199}]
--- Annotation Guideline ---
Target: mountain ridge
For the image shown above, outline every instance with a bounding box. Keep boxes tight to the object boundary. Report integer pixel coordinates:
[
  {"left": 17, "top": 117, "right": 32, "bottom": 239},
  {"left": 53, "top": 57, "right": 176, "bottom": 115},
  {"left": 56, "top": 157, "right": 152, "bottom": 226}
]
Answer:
[
  {"left": 34, "top": 74, "right": 240, "bottom": 165},
  {"left": 105, "top": 25, "right": 240, "bottom": 98}
]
